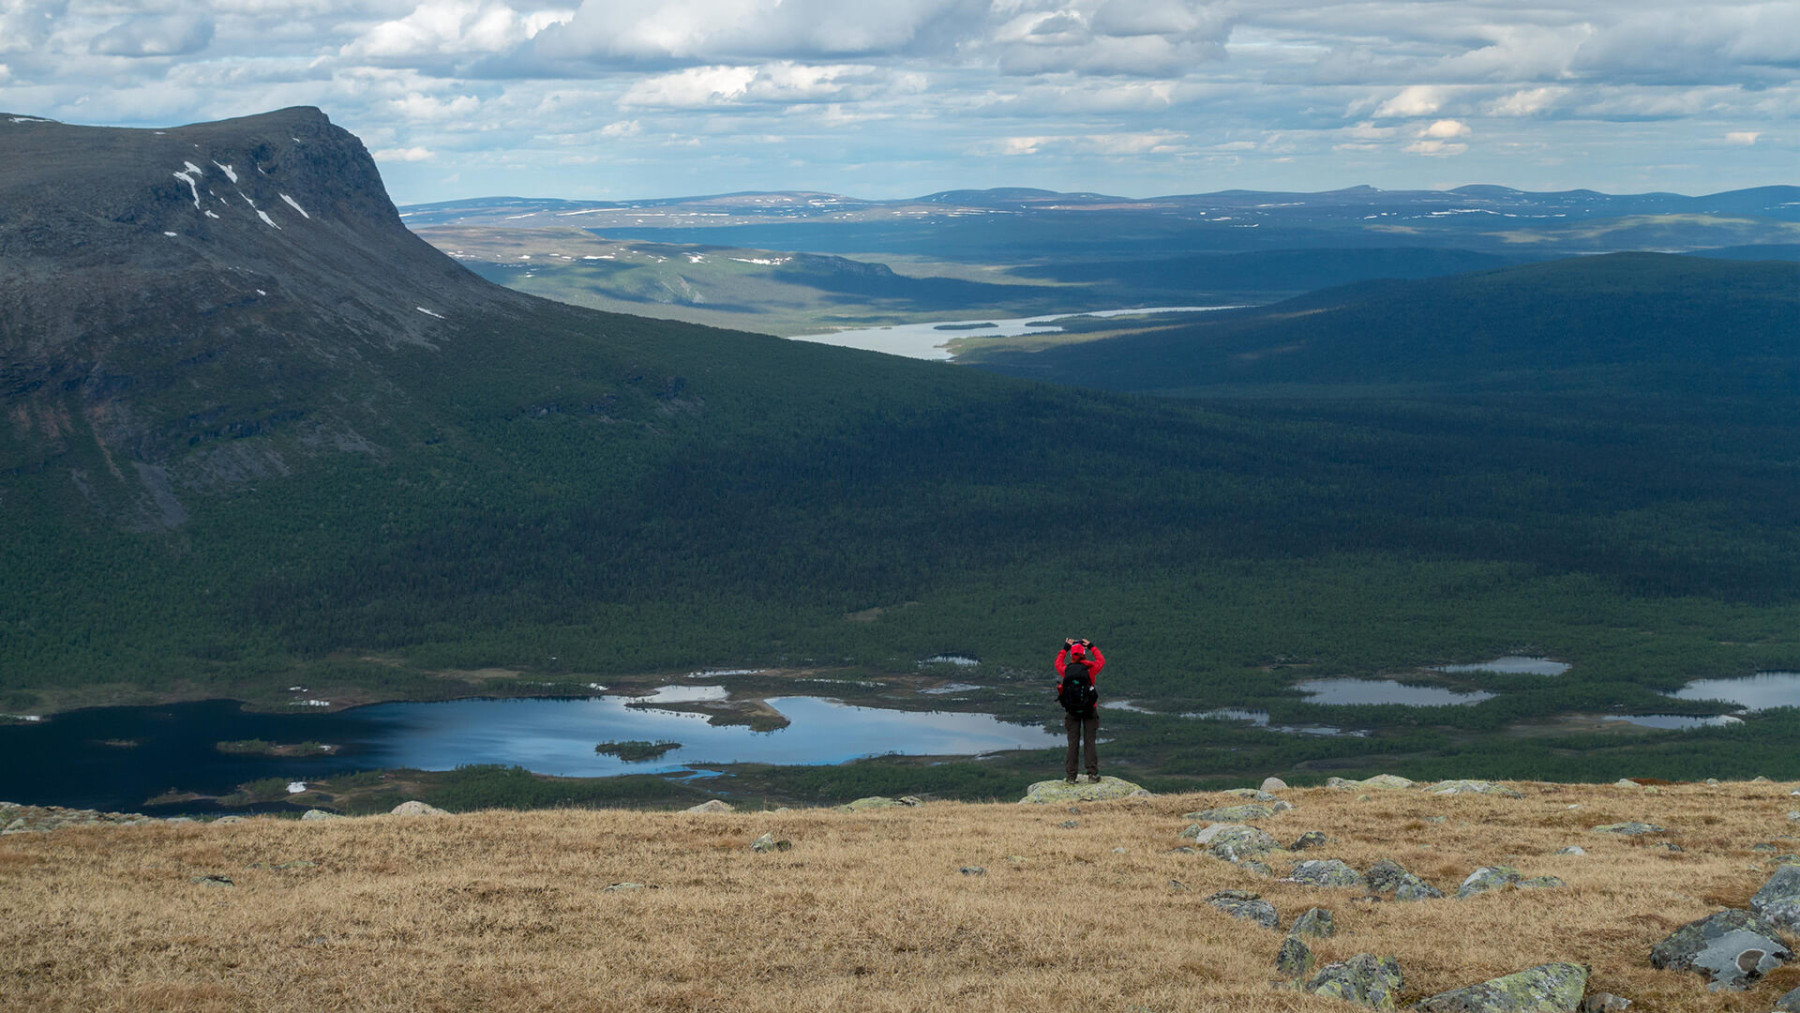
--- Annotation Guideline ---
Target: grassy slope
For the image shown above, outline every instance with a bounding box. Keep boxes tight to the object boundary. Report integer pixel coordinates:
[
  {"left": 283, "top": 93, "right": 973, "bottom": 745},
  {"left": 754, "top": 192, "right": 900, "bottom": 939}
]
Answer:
[{"left": 4, "top": 780, "right": 1799, "bottom": 1011}]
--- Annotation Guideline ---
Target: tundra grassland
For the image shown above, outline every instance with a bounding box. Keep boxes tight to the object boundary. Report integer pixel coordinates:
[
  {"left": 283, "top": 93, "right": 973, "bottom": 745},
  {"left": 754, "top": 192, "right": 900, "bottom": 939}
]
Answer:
[{"left": 4, "top": 781, "right": 1798, "bottom": 1012}]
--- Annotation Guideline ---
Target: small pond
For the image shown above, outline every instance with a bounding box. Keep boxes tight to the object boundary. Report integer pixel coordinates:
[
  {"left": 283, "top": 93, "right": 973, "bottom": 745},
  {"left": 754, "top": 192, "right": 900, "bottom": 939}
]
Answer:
[
  {"left": 1294, "top": 679, "right": 1495, "bottom": 707},
  {"left": 1188, "top": 708, "right": 1364, "bottom": 738},
  {"left": 1669, "top": 672, "right": 1800, "bottom": 712},
  {"left": 0, "top": 691, "right": 1060, "bottom": 813},
  {"left": 1436, "top": 657, "right": 1570, "bottom": 676}
]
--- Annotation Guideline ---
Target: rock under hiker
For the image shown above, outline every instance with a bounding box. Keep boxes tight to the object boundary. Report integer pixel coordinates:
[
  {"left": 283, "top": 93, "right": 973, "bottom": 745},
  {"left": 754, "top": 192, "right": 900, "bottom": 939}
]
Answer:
[{"left": 1055, "top": 638, "right": 1105, "bottom": 783}]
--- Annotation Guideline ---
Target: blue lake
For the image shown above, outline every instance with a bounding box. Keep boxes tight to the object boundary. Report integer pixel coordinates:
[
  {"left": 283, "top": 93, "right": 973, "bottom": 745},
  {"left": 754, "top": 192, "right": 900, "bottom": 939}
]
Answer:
[
  {"left": 1670, "top": 672, "right": 1800, "bottom": 712},
  {"left": 1295, "top": 678, "right": 1495, "bottom": 707},
  {"left": 0, "top": 692, "right": 1060, "bottom": 813}
]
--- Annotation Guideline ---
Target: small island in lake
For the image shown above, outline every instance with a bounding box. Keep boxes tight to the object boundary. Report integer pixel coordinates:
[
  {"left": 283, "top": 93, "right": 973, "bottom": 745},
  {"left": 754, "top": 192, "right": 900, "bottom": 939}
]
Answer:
[
  {"left": 594, "top": 740, "right": 682, "bottom": 762},
  {"left": 215, "top": 739, "right": 337, "bottom": 757},
  {"left": 932, "top": 321, "right": 999, "bottom": 331}
]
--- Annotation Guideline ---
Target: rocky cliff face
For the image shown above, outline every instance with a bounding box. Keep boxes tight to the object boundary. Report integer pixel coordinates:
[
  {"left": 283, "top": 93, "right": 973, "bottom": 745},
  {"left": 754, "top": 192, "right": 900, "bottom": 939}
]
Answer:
[{"left": 0, "top": 108, "right": 534, "bottom": 526}]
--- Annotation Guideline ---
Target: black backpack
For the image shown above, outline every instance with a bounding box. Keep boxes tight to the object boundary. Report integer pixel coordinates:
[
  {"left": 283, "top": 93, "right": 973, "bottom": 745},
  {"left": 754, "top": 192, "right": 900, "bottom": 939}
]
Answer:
[{"left": 1059, "top": 660, "right": 1098, "bottom": 715}]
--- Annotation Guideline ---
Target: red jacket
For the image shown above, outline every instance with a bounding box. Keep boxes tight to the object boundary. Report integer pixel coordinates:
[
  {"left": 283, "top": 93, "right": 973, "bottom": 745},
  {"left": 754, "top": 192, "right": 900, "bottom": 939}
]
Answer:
[{"left": 1054, "top": 646, "right": 1106, "bottom": 688}]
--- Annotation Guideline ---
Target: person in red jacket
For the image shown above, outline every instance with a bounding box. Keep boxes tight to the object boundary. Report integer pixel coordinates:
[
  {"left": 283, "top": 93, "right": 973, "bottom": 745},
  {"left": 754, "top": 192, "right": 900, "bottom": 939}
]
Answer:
[{"left": 1054, "top": 638, "right": 1106, "bottom": 783}]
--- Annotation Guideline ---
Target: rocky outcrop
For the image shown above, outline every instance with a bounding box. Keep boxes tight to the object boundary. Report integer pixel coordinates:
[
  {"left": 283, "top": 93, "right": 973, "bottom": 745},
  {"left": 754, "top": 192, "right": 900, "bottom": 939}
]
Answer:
[
  {"left": 1287, "top": 859, "right": 1366, "bottom": 889},
  {"left": 1290, "top": 907, "right": 1335, "bottom": 938},
  {"left": 1328, "top": 775, "right": 1416, "bottom": 791},
  {"left": 0, "top": 801, "right": 158, "bottom": 833},
  {"left": 1366, "top": 859, "right": 1443, "bottom": 900},
  {"left": 1206, "top": 890, "right": 1278, "bottom": 928},
  {"left": 1457, "top": 866, "right": 1524, "bottom": 899},
  {"left": 390, "top": 800, "right": 448, "bottom": 816},
  {"left": 1423, "top": 780, "right": 1525, "bottom": 798},
  {"left": 1183, "top": 802, "right": 1290, "bottom": 822},
  {"left": 1277, "top": 935, "right": 1315, "bottom": 979},
  {"left": 1414, "top": 962, "right": 1589, "bottom": 1013},
  {"left": 840, "top": 796, "right": 923, "bottom": 812},
  {"left": 1591, "top": 822, "right": 1664, "bottom": 835},
  {"left": 749, "top": 833, "right": 791, "bottom": 853},
  {"left": 1775, "top": 984, "right": 1800, "bottom": 1012},
  {"left": 684, "top": 799, "right": 735, "bottom": 813},
  {"left": 1189, "top": 823, "right": 1281, "bottom": 864},
  {"left": 1648, "top": 908, "right": 1791, "bottom": 990},
  {"left": 1749, "top": 864, "right": 1800, "bottom": 933},
  {"left": 1018, "top": 777, "right": 1149, "bottom": 804},
  {"left": 300, "top": 809, "right": 345, "bottom": 821},
  {"left": 1302, "top": 954, "right": 1404, "bottom": 1010}
]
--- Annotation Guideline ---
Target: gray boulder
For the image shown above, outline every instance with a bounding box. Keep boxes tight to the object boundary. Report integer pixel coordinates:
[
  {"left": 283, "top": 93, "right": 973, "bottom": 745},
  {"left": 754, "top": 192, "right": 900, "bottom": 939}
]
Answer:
[
  {"left": 1290, "top": 907, "right": 1335, "bottom": 938},
  {"left": 390, "top": 800, "right": 448, "bottom": 816},
  {"left": 1327, "top": 774, "right": 1415, "bottom": 791},
  {"left": 1749, "top": 864, "right": 1800, "bottom": 933},
  {"left": 1205, "top": 889, "right": 1278, "bottom": 929},
  {"left": 1291, "top": 831, "right": 1330, "bottom": 851},
  {"left": 1414, "top": 962, "right": 1589, "bottom": 1013},
  {"left": 1648, "top": 908, "right": 1792, "bottom": 990},
  {"left": 684, "top": 799, "right": 735, "bottom": 814},
  {"left": 1591, "top": 822, "right": 1665, "bottom": 835},
  {"left": 1423, "top": 780, "right": 1525, "bottom": 799},
  {"left": 1184, "top": 803, "right": 1287, "bottom": 823},
  {"left": 1580, "top": 994, "right": 1630, "bottom": 1013},
  {"left": 1457, "top": 866, "right": 1524, "bottom": 899},
  {"left": 1554, "top": 846, "right": 1587, "bottom": 856},
  {"left": 1302, "top": 954, "right": 1405, "bottom": 1011},
  {"left": 749, "top": 833, "right": 792, "bottom": 853},
  {"left": 1774, "top": 985, "right": 1800, "bottom": 1012},
  {"left": 1262, "top": 776, "right": 1289, "bottom": 792},
  {"left": 1018, "top": 777, "right": 1150, "bottom": 804},
  {"left": 1366, "top": 859, "right": 1444, "bottom": 901},
  {"left": 1193, "top": 823, "right": 1282, "bottom": 863},
  {"left": 1287, "top": 859, "right": 1367, "bottom": 889},
  {"left": 1277, "top": 935, "right": 1315, "bottom": 979},
  {"left": 299, "top": 809, "right": 344, "bottom": 822},
  {"left": 1223, "top": 788, "right": 1280, "bottom": 802},
  {"left": 840, "top": 796, "right": 922, "bottom": 811}
]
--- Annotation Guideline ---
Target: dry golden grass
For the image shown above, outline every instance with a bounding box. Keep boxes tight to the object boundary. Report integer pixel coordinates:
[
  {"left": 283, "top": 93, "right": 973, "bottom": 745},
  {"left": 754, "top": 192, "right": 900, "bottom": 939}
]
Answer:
[{"left": 4, "top": 782, "right": 1799, "bottom": 1012}]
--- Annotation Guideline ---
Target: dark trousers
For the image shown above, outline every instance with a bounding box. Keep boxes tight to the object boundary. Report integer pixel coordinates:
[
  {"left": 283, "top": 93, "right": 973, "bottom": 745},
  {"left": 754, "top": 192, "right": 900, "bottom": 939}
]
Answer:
[{"left": 1064, "top": 710, "right": 1098, "bottom": 778}]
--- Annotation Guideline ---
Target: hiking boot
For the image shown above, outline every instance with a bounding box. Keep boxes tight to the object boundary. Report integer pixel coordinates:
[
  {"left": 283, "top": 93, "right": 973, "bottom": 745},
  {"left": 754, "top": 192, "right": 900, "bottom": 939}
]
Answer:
[
  {"left": 1087, "top": 773, "right": 1101, "bottom": 783},
  {"left": 1065, "top": 775, "right": 1078, "bottom": 784}
]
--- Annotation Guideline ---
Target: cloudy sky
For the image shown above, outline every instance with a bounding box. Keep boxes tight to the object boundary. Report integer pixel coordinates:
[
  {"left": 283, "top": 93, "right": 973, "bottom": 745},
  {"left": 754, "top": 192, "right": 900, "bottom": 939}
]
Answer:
[{"left": 2, "top": 0, "right": 1795, "bottom": 203}]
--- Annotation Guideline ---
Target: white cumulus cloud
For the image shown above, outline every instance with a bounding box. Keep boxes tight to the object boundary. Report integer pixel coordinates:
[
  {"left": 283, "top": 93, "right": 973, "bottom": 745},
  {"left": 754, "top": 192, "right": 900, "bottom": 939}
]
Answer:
[{"left": 1374, "top": 85, "right": 1446, "bottom": 118}]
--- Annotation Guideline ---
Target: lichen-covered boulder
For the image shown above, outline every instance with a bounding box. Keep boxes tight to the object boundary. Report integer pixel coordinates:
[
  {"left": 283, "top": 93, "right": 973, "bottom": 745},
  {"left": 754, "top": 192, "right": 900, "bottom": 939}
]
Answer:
[
  {"left": 1366, "top": 859, "right": 1444, "bottom": 901},
  {"left": 1193, "top": 823, "right": 1282, "bottom": 863},
  {"left": 1018, "top": 776, "right": 1149, "bottom": 804},
  {"left": 1277, "top": 935, "right": 1315, "bottom": 979},
  {"left": 1287, "top": 859, "right": 1367, "bottom": 889},
  {"left": 839, "top": 796, "right": 921, "bottom": 812},
  {"left": 1414, "top": 962, "right": 1589, "bottom": 1013},
  {"left": 1749, "top": 864, "right": 1800, "bottom": 933},
  {"left": 1457, "top": 866, "right": 1524, "bottom": 899},
  {"left": 1262, "top": 776, "right": 1289, "bottom": 792},
  {"left": 390, "top": 800, "right": 448, "bottom": 816},
  {"left": 1303, "top": 954, "right": 1405, "bottom": 1011},
  {"left": 1328, "top": 774, "right": 1415, "bottom": 791},
  {"left": 1774, "top": 984, "right": 1800, "bottom": 1012},
  {"left": 1206, "top": 890, "right": 1278, "bottom": 929},
  {"left": 1591, "top": 822, "right": 1665, "bottom": 835},
  {"left": 1424, "top": 780, "right": 1525, "bottom": 798},
  {"left": 299, "top": 809, "right": 344, "bottom": 821},
  {"left": 1648, "top": 908, "right": 1792, "bottom": 990},
  {"left": 749, "top": 833, "right": 792, "bottom": 853},
  {"left": 1290, "top": 907, "right": 1335, "bottom": 938},
  {"left": 685, "top": 799, "right": 735, "bottom": 814},
  {"left": 1184, "top": 803, "right": 1285, "bottom": 823},
  {"left": 1291, "top": 831, "right": 1330, "bottom": 851}
]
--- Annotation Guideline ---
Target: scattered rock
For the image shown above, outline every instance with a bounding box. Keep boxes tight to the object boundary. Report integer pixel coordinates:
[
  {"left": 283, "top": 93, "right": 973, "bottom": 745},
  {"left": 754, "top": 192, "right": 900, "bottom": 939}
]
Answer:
[
  {"left": 1753, "top": 844, "right": 1779, "bottom": 853},
  {"left": 1184, "top": 803, "right": 1286, "bottom": 823},
  {"left": 1328, "top": 774, "right": 1415, "bottom": 791},
  {"left": 1277, "top": 935, "right": 1315, "bottom": 979},
  {"left": 1580, "top": 993, "right": 1631, "bottom": 1013},
  {"left": 1262, "top": 776, "right": 1289, "bottom": 792},
  {"left": 1554, "top": 846, "right": 1587, "bottom": 856},
  {"left": 1302, "top": 954, "right": 1405, "bottom": 1011},
  {"left": 1707, "top": 778, "right": 1721, "bottom": 786},
  {"left": 1017, "top": 777, "right": 1150, "bottom": 804},
  {"left": 1612, "top": 779, "right": 1639, "bottom": 789},
  {"left": 684, "top": 799, "right": 734, "bottom": 814},
  {"left": 839, "top": 796, "right": 921, "bottom": 812},
  {"left": 749, "top": 833, "right": 792, "bottom": 853},
  {"left": 1291, "top": 831, "right": 1330, "bottom": 851},
  {"left": 191, "top": 875, "right": 234, "bottom": 887},
  {"left": 1749, "top": 863, "right": 1800, "bottom": 933},
  {"left": 1414, "top": 962, "right": 1589, "bottom": 1013},
  {"left": 959, "top": 866, "right": 986, "bottom": 876},
  {"left": 1290, "top": 907, "right": 1335, "bottom": 938},
  {"left": 1457, "top": 866, "right": 1524, "bottom": 900},
  {"left": 1753, "top": 776, "right": 1773, "bottom": 783},
  {"left": 1423, "top": 780, "right": 1525, "bottom": 798},
  {"left": 210, "top": 815, "right": 247, "bottom": 825},
  {"left": 390, "top": 800, "right": 448, "bottom": 816},
  {"left": 300, "top": 809, "right": 344, "bottom": 822},
  {"left": 1223, "top": 788, "right": 1280, "bottom": 801},
  {"left": 1193, "top": 823, "right": 1282, "bottom": 863},
  {"left": 1241, "top": 860, "right": 1276, "bottom": 878},
  {"left": 1774, "top": 985, "right": 1800, "bottom": 1012},
  {"left": 1059, "top": 820, "right": 1080, "bottom": 829},
  {"left": 0, "top": 801, "right": 159, "bottom": 833},
  {"left": 1287, "top": 859, "right": 1367, "bottom": 889},
  {"left": 1366, "top": 859, "right": 1443, "bottom": 900},
  {"left": 1205, "top": 889, "right": 1278, "bottom": 929},
  {"left": 1591, "top": 822, "right": 1665, "bottom": 835},
  {"left": 1648, "top": 908, "right": 1792, "bottom": 990}
]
